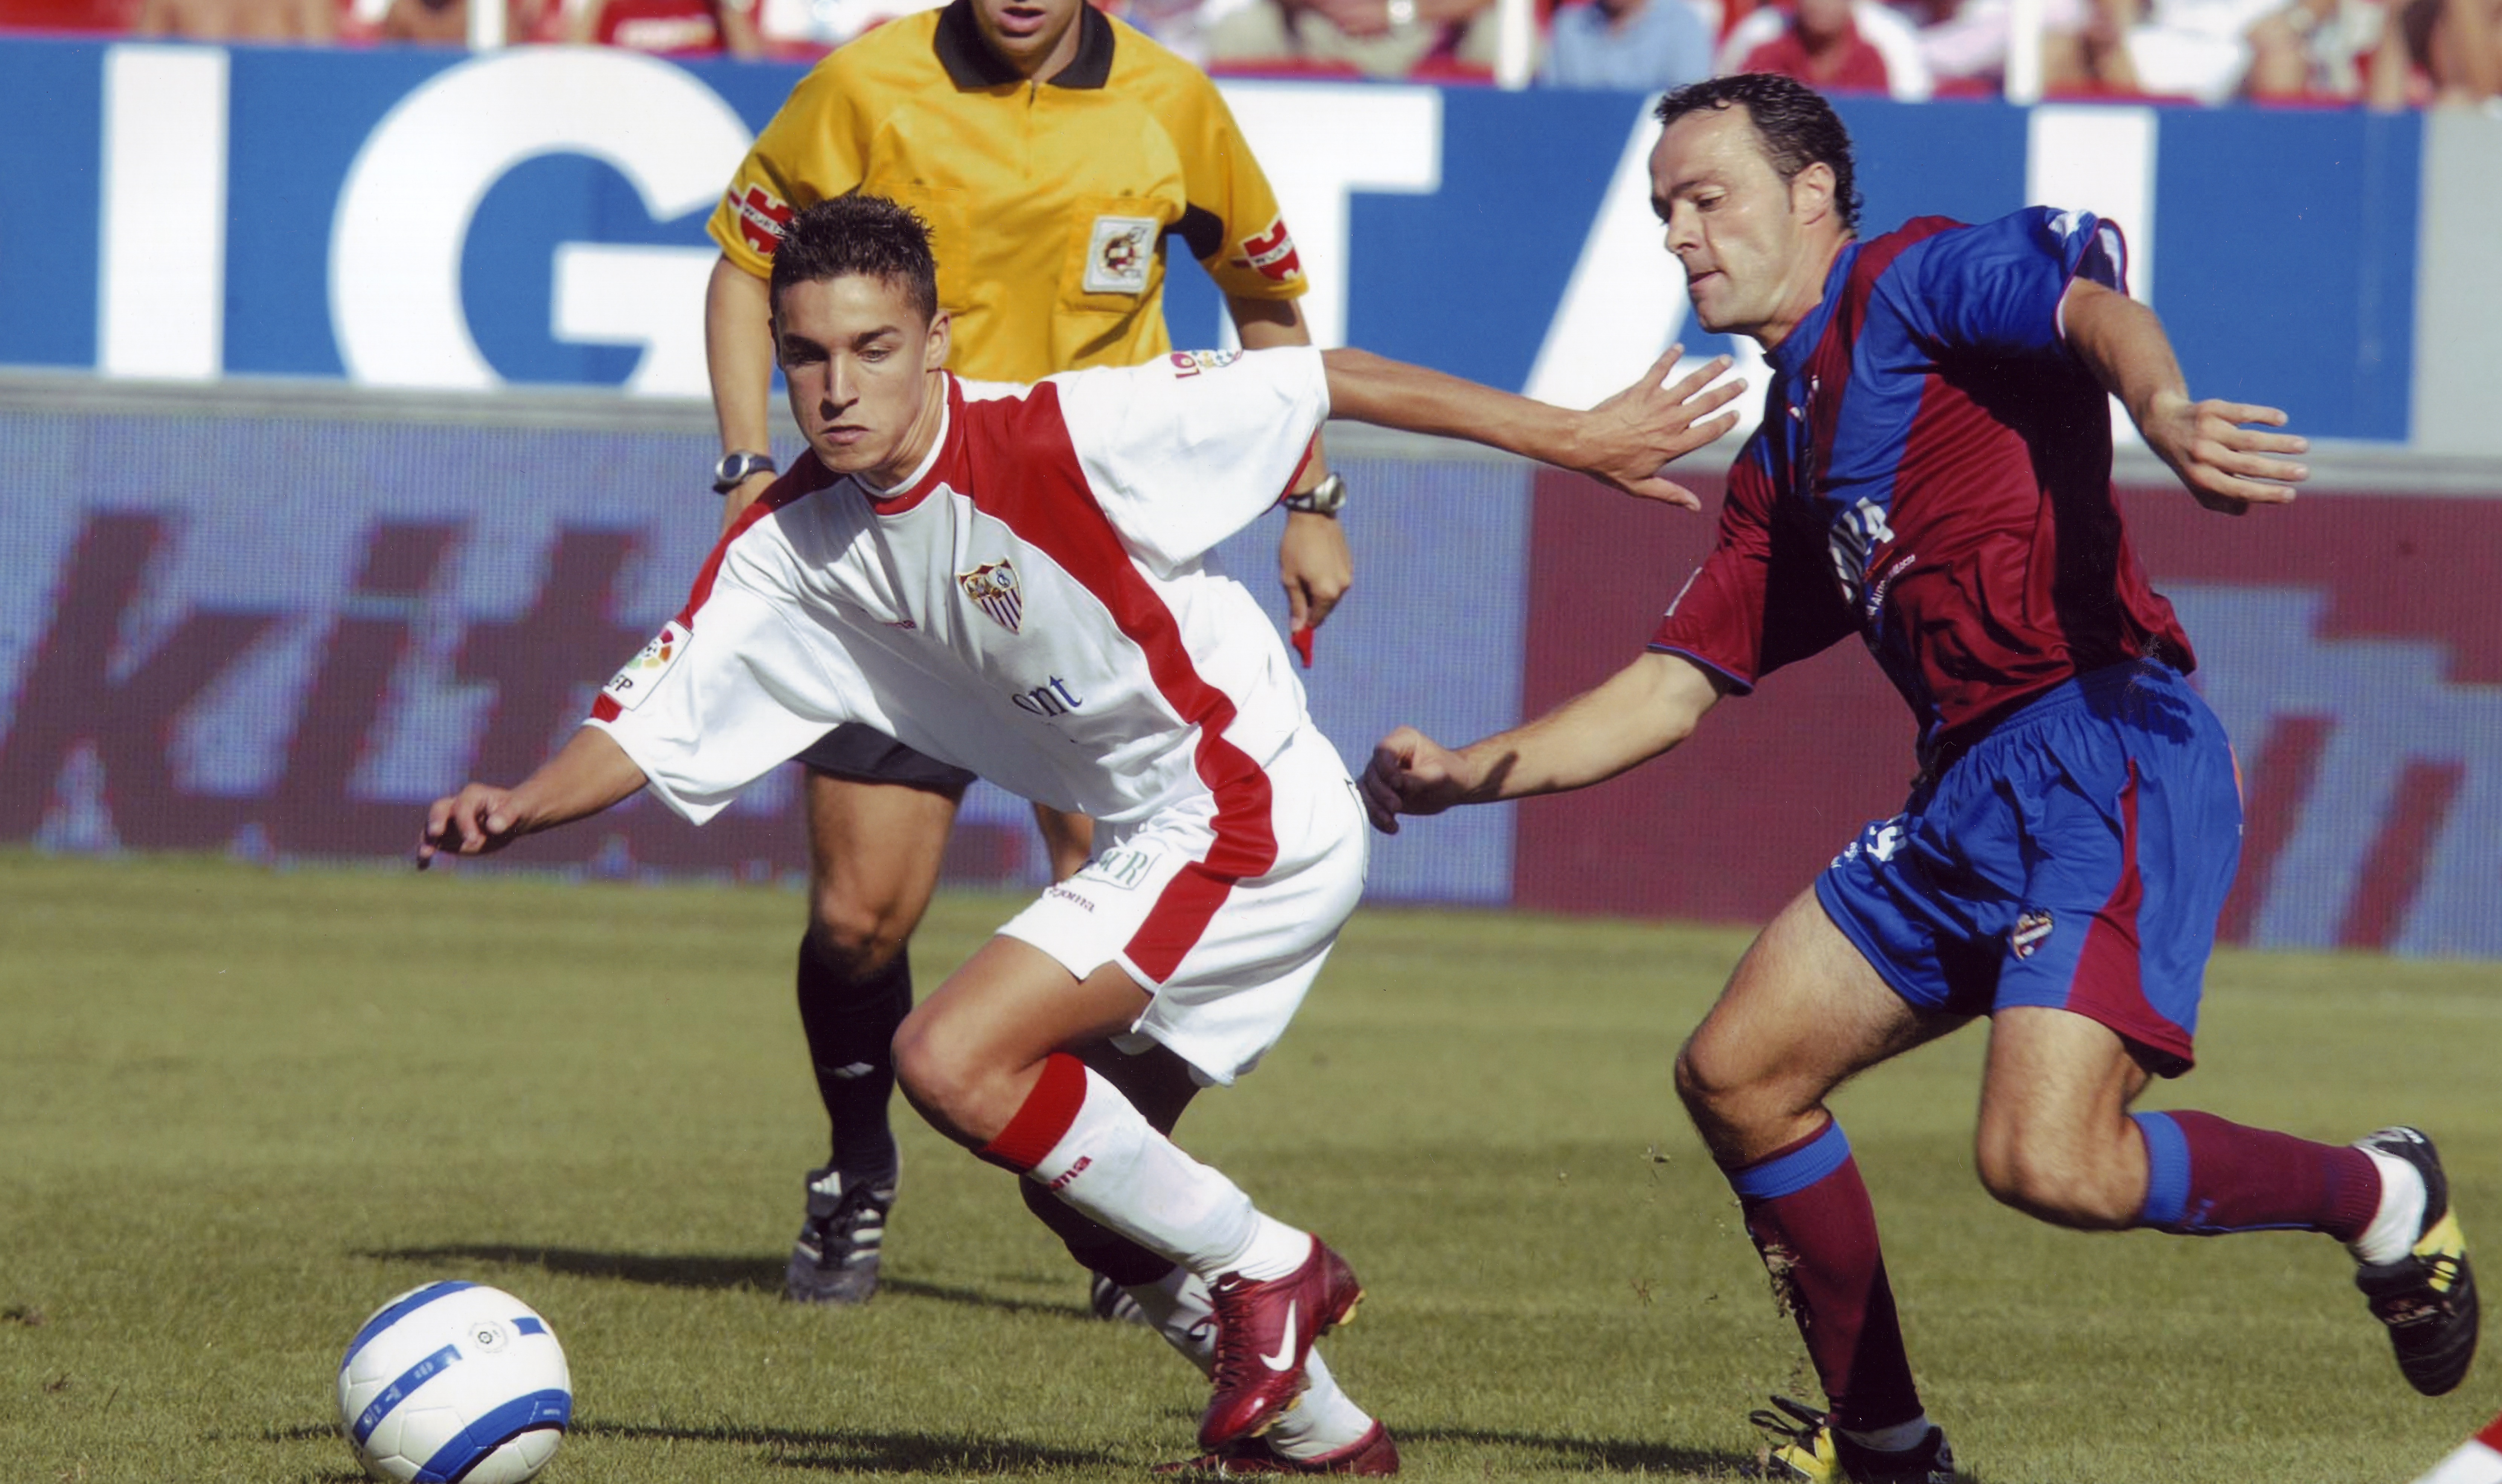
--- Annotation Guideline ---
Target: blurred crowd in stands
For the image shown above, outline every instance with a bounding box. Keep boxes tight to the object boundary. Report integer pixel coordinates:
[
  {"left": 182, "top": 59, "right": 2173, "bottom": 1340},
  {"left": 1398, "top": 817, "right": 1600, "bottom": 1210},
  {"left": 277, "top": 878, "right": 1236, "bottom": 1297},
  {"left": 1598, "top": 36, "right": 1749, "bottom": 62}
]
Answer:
[{"left": 0, "top": 0, "right": 2493, "bottom": 108}]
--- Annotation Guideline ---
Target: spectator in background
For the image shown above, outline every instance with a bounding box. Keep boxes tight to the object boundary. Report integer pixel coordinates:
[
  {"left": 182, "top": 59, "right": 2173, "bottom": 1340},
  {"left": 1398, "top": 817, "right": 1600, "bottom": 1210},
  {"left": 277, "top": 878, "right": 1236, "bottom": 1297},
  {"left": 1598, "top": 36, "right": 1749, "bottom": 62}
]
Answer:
[
  {"left": 372, "top": 0, "right": 538, "bottom": 43},
  {"left": 1539, "top": 0, "right": 1714, "bottom": 88},
  {"left": 1717, "top": 0, "right": 1936, "bottom": 94},
  {"left": 138, "top": 0, "right": 334, "bottom": 37},
  {"left": 1203, "top": 0, "right": 1501, "bottom": 77},
  {"left": 1896, "top": 0, "right": 2138, "bottom": 94},
  {"left": 2116, "top": 0, "right": 2320, "bottom": 99},
  {"left": 744, "top": 0, "right": 937, "bottom": 55},
  {"left": 569, "top": 0, "right": 762, "bottom": 53},
  {"left": 2368, "top": 0, "right": 2502, "bottom": 105}
]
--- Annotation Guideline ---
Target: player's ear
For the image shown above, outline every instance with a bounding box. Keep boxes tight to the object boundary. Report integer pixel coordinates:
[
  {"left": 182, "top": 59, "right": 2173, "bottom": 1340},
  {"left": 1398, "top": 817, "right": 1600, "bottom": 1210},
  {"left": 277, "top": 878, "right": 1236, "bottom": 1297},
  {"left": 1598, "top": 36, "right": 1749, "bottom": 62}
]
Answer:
[
  {"left": 924, "top": 309, "right": 951, "bottom": 372},
  {"left": 1792, "top": 161, "right": 1837, "bottom": 227}
]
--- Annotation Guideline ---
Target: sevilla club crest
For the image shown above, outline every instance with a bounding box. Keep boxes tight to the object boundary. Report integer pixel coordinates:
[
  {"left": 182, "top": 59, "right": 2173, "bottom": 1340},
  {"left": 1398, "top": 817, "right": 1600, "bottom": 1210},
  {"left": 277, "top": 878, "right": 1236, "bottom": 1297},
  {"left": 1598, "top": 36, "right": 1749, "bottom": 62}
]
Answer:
[{"left": 958, "top": 558, "right": 1024, "bottom": 634}]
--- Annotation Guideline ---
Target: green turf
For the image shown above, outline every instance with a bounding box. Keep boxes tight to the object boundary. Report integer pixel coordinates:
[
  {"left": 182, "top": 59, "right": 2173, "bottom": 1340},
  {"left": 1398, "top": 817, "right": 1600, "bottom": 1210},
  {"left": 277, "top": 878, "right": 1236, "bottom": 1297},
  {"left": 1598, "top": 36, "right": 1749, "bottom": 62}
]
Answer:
[{"left": 1, "top": 849, "right": 2493, "bottom": 1482}]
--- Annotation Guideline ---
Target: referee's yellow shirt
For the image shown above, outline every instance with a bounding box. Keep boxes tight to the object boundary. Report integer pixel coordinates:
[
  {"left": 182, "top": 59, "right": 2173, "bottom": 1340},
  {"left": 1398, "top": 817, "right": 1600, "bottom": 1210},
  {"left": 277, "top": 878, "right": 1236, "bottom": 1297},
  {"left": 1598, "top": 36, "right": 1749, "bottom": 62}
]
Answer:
[{"left": 707, "top": 0, "right": 1308, "bottom": 383}]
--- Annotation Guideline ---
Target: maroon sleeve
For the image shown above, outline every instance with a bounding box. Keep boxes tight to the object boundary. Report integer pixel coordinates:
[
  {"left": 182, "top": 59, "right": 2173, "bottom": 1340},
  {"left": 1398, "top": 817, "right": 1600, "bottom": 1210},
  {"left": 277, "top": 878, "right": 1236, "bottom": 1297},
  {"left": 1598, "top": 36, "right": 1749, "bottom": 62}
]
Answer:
[{"left": 1647, "top": 455, "right": 1857, "bottom": 692}]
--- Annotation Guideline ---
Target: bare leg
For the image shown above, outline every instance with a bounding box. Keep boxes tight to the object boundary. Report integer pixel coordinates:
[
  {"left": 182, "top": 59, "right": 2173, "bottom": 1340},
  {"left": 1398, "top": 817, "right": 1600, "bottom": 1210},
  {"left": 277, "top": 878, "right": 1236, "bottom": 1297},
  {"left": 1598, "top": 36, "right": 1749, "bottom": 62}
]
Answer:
[
  {"left": 1032, "top": 802, "right": 1095, "bottom": 883},
  {"left": 1972, "top": 1006, "right": 2153, "bottom": 1228},
  {"left": 1675, "top": 889, "right": 1965, "bottom": 1438},
  {"left": 794, "top": 769, "right": 960, "bottom": 1185}
]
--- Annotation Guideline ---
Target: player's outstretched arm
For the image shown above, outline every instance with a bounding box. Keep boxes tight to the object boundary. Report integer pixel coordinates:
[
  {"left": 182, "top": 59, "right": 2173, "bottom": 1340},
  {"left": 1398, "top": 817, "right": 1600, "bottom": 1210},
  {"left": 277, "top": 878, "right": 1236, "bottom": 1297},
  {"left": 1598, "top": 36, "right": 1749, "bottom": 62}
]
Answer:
[
  {"left": 1231, "top": 294, "right": 1353, "bottom": 646},
  {"left": 417, "top": 727, "right": 649, "bottom": 868},
  {"left": 1320, "top": 346, "right": 1744, "bottom": 509},
  {"left": 1360, "top": 651, "right": 1723, "bottom": 833},
  {"left": 2060, "top": 278, "right": 2310, "bottom": 515}
]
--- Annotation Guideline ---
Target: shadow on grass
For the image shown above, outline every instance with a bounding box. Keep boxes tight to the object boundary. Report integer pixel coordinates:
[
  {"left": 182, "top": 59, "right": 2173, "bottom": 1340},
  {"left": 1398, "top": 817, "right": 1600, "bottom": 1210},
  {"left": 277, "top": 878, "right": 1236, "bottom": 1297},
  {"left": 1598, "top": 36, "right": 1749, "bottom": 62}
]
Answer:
[
  {"left": 356, "top": 1245, "right": 1094, "bottom": 1322},
  {"left": 270, "top": 1413, "right": 1768, "bottom": 1479},
  {"left": 581, "top": 1418, "right": 1117, "bottom": 1472},
  {"left": 1407, "top": 1425, "right": 1760, "bottom": 1477},
  {"left": 357, "top": 1243, "right": 780, "bottom": 1292}
]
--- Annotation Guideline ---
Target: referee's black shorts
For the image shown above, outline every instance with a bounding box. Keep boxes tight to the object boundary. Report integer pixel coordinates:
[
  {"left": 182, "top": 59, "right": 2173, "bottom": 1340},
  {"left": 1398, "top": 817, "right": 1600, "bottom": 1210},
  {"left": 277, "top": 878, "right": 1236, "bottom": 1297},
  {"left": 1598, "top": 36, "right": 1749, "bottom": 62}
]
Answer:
[{"left": 792, "top": 723, "right": 977, "bottom": 793}]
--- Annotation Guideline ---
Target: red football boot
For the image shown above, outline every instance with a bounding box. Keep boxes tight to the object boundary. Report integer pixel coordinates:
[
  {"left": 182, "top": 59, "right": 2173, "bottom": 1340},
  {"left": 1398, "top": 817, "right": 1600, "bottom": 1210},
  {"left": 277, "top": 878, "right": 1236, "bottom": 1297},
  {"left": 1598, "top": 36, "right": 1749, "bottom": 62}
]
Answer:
[
  {"left": 1198, "top": 1238, "right": 1364, "bottom": 1451},
  {"left": 1155, "top": 1420, "right": 1399, "bottom": 1476}
]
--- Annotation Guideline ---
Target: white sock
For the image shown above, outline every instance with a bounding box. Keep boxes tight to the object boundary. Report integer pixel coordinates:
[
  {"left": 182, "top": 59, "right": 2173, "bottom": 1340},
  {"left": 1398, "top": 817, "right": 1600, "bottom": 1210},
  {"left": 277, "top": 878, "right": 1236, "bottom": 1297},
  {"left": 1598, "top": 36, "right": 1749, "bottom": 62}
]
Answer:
[
  {"left": 2352, "top": 1146, "right": 2429, "bottom": 1266},
  {"left": 1841, "top": 1415, "right": 1934, "bottom": 1455},
  {"left": 1123, "top": 1267, "right": 1373, "bottom": 1457},
  {"left": 1265, "top": 1347, "right": 1375, "bottom": 1458},
  {"left": 1025, "top": 1067, "right": 1310, "bottom": 1280},
  {"left": 1126, "top": 1265, "right": 1217, "bottom": 1373}
]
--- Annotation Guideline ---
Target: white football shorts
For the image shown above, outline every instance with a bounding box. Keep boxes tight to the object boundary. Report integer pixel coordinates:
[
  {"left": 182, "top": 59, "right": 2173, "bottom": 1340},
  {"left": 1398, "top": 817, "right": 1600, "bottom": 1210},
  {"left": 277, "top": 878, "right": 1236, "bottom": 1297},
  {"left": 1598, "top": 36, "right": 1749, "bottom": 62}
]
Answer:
[{"left": 997, "top": 723, "right": 1368, "bottom": 1087}]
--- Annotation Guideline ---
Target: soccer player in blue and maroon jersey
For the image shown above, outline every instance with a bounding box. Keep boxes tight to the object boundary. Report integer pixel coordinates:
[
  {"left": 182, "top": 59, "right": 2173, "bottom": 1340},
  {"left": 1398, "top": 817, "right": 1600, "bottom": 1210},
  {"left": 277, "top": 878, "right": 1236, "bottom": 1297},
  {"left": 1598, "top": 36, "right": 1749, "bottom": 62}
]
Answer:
[{"left": 1360, "top": 73, "right": 2478, "bottom": 1483}]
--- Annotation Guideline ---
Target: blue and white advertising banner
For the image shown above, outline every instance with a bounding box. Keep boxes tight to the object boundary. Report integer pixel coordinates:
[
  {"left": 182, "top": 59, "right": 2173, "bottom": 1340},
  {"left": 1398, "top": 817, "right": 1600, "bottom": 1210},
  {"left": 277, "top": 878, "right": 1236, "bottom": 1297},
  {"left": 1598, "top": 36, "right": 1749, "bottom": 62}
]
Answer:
[{"left": 0, "top": 38, "right": 2424, "bottom": 439}]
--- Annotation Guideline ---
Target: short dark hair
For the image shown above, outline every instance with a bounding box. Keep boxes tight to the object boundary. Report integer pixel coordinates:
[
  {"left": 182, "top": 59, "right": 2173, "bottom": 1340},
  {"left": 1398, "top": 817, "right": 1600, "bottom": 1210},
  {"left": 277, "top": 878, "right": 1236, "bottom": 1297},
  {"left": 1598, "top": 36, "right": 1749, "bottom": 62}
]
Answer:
[
  {"left": 1654, "top": 75, "right": 1862, "bottom": 233},
  {"left": 769, "top": 193, "right": 940, "bottom": 323}
]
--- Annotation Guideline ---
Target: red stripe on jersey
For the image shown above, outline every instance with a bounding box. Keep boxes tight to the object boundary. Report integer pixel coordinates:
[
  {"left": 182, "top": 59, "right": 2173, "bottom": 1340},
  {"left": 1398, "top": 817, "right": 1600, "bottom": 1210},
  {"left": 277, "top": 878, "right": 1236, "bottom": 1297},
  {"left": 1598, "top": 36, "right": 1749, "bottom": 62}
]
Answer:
[
  {"left": 2478, "top": 1412, "right": 2502, "bottom": 1453},
  {"left": 867, "top": 383, "right": 958, "bottom": 516},
  {"left": 588, "top": 458, "right": 834, "bottom": 728},
  {"left": 956, "top": 378, "right": 1280, "bottom": 983}
]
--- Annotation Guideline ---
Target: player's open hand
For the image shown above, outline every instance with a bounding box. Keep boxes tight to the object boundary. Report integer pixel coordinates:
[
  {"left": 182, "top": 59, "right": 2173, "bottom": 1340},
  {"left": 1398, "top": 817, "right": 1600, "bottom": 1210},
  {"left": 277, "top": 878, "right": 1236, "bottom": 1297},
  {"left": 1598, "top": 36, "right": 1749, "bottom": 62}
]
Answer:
[
  {"left": 2142, "top": 393, "right": 2307, "bottom": 515},
  {"left": 1574, "top": 346, "right": 1747, "bottom": 509},
  {"left": 1360, "top": 726, "right": 1475, "bottom": 834},
  {"left": 417, "top": 784, "right": 527, "bottom": 868}
]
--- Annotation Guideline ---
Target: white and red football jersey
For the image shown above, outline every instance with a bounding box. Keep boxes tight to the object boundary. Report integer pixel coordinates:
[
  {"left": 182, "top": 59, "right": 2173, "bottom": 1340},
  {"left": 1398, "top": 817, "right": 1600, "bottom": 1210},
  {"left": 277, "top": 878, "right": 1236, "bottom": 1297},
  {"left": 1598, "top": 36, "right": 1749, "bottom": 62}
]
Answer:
[{"left": 588, "top": 346, "right": 1328, "bottom": 845}]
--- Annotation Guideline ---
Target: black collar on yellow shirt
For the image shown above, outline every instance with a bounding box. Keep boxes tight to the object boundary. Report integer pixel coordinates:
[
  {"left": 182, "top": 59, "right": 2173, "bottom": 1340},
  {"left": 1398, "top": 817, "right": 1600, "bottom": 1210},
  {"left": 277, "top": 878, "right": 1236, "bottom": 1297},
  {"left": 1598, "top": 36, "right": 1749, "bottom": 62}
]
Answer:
[{"left": 933, "top": 0, "right": 1116, "bottom": 91}]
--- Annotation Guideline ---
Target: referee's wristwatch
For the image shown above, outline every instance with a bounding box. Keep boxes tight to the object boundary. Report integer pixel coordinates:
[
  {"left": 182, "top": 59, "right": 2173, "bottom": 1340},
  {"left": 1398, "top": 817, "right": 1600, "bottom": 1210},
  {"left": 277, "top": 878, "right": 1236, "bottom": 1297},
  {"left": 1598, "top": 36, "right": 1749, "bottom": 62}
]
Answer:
[
  {"left": 1283, "top": 472, "right": 1347, "bottom": 517},
  {"left": 711, "top": 450, "right": 777, "bottom": 495}
]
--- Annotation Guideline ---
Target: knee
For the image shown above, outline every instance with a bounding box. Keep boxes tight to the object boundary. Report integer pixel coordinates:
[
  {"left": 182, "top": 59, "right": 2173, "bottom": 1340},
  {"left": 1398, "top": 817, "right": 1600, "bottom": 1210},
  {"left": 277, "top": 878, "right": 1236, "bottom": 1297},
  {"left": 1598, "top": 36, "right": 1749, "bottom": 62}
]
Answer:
[
  {"left": 890, "top": 1007, "right": 972, "bottom": 1127},
  {"left": 1673, "top": 1035, "right": 1784, "bottom": 1144},
  {"left": 805, "top": 888, "right": 911, "bottom": 977},
  {"left": 1973, "top": 1123, "right": 2141, "bottom": 1230}
]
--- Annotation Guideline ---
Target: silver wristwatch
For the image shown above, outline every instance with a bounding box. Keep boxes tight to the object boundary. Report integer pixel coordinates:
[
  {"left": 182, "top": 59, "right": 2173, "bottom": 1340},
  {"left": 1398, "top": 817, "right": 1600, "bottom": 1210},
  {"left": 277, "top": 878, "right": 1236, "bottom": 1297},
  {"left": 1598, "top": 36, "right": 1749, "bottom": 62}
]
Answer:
[
  {"left": 1283, "top": 472, "right": 1347, "bottom": 517},
  {"left": 711, "top": 450, "right": 777, "bottom": 495}
]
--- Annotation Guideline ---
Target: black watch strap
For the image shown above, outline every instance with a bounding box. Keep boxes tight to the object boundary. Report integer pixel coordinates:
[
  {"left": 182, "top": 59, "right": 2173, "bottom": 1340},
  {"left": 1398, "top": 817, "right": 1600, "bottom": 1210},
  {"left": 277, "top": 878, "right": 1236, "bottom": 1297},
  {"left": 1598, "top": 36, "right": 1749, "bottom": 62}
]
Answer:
[
  {"left": 712, "top": 451, "right": 777, "bottom": 495},
  {"left": 1283, "top": 472, "right": 1346, "bottom": 517}
]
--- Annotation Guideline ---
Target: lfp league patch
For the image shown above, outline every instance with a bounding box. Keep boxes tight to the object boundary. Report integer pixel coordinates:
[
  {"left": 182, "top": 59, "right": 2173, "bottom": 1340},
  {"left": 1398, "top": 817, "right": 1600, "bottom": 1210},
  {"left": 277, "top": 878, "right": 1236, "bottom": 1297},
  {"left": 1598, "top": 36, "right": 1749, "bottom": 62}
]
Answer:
[{"left": 602, "top": 621, "right": 689, "bottom": 711}]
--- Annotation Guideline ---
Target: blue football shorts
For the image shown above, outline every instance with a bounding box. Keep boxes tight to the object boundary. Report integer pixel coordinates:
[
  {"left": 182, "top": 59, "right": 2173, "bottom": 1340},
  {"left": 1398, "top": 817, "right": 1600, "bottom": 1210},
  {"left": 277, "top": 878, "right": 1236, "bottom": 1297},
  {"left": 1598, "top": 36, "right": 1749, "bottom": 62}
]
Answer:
[{"left": 1815, "top": 660, "right": 2241, "bottom": 1075}]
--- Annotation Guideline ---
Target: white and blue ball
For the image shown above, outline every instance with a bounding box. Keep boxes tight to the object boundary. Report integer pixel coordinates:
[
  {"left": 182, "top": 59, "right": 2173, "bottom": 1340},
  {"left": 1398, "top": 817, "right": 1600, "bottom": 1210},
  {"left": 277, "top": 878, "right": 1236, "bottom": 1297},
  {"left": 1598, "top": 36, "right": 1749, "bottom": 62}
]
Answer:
[{"left": 337, "top": 1282, "right": 571, "bottom": 1484}]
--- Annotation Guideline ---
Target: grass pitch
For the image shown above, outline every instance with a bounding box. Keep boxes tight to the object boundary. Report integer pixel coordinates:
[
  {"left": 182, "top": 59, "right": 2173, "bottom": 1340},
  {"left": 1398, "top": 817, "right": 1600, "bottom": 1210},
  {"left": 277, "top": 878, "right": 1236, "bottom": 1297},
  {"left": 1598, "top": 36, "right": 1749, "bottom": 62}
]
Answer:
[{"left": 2, "top": 849, "right": 2494, "bottom": 1482}]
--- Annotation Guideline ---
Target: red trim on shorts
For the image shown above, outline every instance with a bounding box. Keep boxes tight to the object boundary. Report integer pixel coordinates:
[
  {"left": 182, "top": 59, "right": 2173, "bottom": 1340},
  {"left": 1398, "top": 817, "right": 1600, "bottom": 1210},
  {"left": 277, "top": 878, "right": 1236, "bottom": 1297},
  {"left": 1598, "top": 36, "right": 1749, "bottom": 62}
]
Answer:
[
  {"left": 2477, "top": 1412, "right": 2502, "bottom": 1454},
  {"left": 959, "top": 381, "right": 1281, "bottom": 983},
  {"left": 2067, "top": 760, "right": 2195, "bottom": 1070},
  {"left": 979, "top": 1052, "right": 1090, "bottom": 1173}
]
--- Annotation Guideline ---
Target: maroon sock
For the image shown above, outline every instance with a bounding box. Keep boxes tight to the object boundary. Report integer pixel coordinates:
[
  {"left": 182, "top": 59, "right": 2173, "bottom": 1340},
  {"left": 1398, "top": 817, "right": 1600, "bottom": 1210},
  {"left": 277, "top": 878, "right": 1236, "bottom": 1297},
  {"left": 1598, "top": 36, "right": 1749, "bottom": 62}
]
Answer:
[
  {"left": 1725, "top": 1119, "right": 1924, "bottom": 1433},
  {"left": 2131, "top": 1110, "right": 2382, "bottom": 1240}
]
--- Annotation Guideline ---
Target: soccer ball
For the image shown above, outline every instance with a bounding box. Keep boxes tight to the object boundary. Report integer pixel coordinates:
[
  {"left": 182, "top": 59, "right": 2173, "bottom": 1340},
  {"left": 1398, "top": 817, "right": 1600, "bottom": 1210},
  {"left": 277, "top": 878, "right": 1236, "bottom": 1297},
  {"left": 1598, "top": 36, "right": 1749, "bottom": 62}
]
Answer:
[{"left": 336, "top": 1282, "right": 572, "bottom": 1484}]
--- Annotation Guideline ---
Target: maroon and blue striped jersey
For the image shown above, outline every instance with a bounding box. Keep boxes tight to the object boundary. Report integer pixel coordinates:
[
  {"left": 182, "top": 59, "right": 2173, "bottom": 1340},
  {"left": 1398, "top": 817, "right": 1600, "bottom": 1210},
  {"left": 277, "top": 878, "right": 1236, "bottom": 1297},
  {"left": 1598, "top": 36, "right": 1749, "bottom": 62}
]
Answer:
[{"left": 1650, "top": 207, "right": 2195, "bottom": 767}]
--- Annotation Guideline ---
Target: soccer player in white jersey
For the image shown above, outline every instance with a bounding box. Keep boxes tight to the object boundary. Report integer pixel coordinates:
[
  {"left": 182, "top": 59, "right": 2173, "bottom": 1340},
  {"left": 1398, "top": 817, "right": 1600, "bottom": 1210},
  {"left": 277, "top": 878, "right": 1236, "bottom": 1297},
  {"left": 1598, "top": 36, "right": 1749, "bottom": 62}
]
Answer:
[{"left": 419, "top": 192, "right": 1742, "bottom": 1470}]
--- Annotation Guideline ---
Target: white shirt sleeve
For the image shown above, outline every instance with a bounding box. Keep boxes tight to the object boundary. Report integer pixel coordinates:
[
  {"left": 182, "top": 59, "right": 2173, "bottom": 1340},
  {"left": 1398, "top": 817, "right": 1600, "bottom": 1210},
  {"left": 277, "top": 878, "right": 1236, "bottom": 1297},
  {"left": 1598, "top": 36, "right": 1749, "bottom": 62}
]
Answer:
[
  {"left": 587, "top": 548, "right": 875, "bottom": 826},
  {"left": 1048, "top": 346, "right": 1330, "bottom": 571}
]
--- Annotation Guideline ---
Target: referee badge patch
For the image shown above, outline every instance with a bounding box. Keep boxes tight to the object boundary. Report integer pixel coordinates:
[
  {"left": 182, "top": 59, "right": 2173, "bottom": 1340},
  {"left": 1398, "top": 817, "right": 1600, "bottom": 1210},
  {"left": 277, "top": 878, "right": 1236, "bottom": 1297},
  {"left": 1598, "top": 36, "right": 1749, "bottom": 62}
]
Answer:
[
  {"left": 2011, "top": 908, "right": 2055, "bottom": 960},
  {"left": 1083, "top": 215, "right": 1157, "bottom": 295},
  {"left": 958, "top": 558, "right": 1024, "bottom": 634},
  {"left": 602, "top": 621, "right": 688, "bottom": 711}
]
